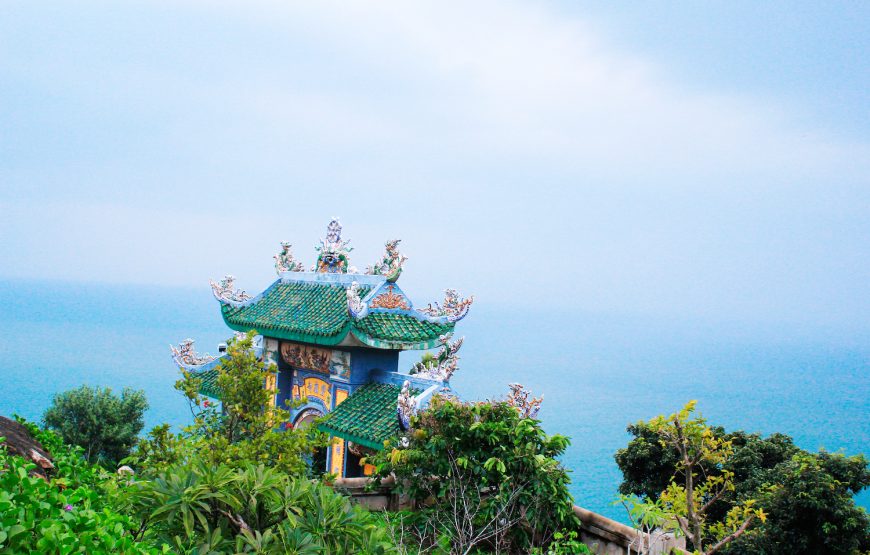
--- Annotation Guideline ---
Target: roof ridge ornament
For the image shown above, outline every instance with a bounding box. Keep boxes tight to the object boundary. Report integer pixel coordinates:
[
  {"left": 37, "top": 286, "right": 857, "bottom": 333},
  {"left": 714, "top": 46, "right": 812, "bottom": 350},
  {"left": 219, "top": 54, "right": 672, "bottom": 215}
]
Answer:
[
  {"left": 397, "top": 380, "right": 418, "bottom": 432},
  {"left": 313, "top": 218, "right": 354, "bottom": 274},
  {"left": 170, "top": 338, "right": 216, "bottom": 369},
  {"left": 274, "top": 242, "right": 305, "bottom": 274},
  {"left": 209, "top": 275, "right": 252, "bottom": 305},
  {"left": 366, "top": 239, "right": 407, "bottom": 282},
  {"left": 418, "top": 289, "right": 474, "bottom": 323},
  {"left": 505, "top": 383, "right": 543, "bottom": 419},
  {"left": 410, "top": 333, "right": 463, "bottom": 382},
  {"left": 346, "top": 281, "right": 369, "bottom": 318}
]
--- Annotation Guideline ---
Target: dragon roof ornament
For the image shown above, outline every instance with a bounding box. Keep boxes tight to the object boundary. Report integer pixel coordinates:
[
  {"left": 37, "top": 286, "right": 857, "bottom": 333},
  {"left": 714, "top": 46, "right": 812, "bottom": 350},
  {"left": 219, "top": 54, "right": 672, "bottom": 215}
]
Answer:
[
  {"left": 366, "top": 239, "right": 407, "bottom": 282},
  {"left": 397, "top": 380, "right": 418, "bottom": 432},
  {"left": 505, "top": 383, "right": 543, "bottom": 419},
  {"left": 410, "top": 333, "right": 463, "bottom": 382},
  {"left": 170, "top": 338, "right": 216, "bottom": 369},
  {"left": 274, "top": 242, "right": 305, "bottom": 274},
  {"left": 209, "top": 275, "right": 252, "bottom": 306},
  {"left": 418, "top": 289, "right": 474, "bottom": 323},
  {"left": 313, "top": 218, "right": 355, "bottom": 274},
  {"left": 346, "top": 281, "right": 368, "bottom": 319}
]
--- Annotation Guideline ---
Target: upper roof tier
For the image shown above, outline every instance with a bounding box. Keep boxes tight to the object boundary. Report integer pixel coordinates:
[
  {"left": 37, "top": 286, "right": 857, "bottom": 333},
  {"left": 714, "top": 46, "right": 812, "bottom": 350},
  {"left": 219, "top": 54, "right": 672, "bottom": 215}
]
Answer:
[{"left": 210, "top": 219, "right": 473, "bottom": 351}]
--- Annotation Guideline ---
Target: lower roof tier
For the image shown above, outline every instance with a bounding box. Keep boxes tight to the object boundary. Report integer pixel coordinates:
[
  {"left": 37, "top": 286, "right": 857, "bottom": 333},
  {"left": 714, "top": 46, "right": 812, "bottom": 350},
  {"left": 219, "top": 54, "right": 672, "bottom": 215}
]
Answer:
[
  {"left": 220, "top": 277, "right": 453, "bottom": 350},
  {"left": 318, "top": 382, "right": 418, "bottom": 451}
]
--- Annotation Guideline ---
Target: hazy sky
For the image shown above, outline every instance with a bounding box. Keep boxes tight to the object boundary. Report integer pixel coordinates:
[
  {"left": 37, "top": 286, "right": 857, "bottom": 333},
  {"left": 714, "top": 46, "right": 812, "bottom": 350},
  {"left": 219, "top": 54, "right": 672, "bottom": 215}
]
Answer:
[{"left": 2, "top": 1, "right": 868, "bottom": 335}]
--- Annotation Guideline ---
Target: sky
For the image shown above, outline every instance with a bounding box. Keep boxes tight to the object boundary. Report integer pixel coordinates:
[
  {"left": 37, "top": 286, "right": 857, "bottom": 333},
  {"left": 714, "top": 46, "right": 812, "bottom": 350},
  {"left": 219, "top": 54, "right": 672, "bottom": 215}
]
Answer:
[{"left": 1, "top": 1, "right": 869, "bottom": 339}]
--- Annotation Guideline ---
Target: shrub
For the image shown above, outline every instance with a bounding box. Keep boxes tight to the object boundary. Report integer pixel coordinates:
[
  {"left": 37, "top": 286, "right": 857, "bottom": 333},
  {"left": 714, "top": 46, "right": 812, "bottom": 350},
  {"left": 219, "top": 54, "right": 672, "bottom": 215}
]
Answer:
[
  {"left": 43, "top": 385, "right": 148, "bottom": 466},
  {"left": 127, "top": 459, "right": 392, "bottom": 554},
  {"left": 370, "top": 393, "right": 580, "bottom": 553},
  {"left": 0, "top": 422, "right": 163, "bottom": 554}
]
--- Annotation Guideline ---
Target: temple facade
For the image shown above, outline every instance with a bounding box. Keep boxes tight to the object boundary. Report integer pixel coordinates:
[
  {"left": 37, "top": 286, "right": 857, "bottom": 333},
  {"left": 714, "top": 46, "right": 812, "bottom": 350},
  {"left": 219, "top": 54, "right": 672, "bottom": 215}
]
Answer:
[{"left": 171, "top": 219, "right": 472, "bottom": 478}]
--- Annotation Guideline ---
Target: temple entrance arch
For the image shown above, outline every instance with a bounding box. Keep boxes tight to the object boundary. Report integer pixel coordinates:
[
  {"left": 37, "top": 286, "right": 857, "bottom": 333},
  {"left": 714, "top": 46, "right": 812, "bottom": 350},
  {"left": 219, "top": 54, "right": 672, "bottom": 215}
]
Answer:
[
  {"left": 294, "top": 408, "right": 327, "bottom": 472},
  {"left": 293, "top": 408, "right": 324, "bottom": 429}
]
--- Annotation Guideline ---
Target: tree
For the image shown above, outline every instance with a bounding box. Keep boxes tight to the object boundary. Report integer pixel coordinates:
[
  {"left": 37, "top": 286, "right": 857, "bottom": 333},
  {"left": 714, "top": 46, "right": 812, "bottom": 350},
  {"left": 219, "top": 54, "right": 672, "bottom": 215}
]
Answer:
[
  {"left": 615, "top": 404, "right": 870, "bottom": 554},
  {"left": 43, "top": 385, "right": 148, "bottom": 466},
  {"left": 632, "top": 402, "right": 766, "bottom": 553},
  {"left": 369, "top": 390, "right": 580, "bottom": 554},
  {"left": 163, "top": 330, "right": 327, "bottom": 477},
  {"left": 725, "top": 450, "right": 870, "bottom": 554}
]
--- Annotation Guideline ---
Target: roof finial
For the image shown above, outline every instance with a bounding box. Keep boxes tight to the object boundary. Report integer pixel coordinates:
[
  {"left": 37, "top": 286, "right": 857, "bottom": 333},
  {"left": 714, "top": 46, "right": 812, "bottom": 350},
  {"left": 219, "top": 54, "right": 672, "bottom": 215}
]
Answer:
[
  {"left": 274, "top": 242, "right": 305, "bottom": 274},
  {"left": 410, "top": 333, "right": 463, "bottom": 382},
  {"left": 505, "top": 383, "right": 543, "bottom": 419},
  {"left": 418, "top": 289, "right": 474, "bottom": 322},
  {"left": 313, "top": 218, "right": 354, "bottom": 273},
  {"left": 346, "top": 281, "right": 369, "bottom": 318},
  {"left": 366, "top": 239, "right": 407, "bottom": 282},
  {"left": 397, "top": 380, "right": 417, "bottom": 431},
  {"left": 170, "top": 338, "right": 216, "bottom": 369},
  {"left": 209, "top": 275, "right": 252, "bottom": 305}
]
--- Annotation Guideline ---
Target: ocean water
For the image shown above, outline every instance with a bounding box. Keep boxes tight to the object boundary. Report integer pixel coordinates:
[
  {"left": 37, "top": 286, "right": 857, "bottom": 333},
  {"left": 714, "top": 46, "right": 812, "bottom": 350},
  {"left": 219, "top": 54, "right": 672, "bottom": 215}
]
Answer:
[{"left": 0, "top": 279, "right": 867, "bottom": 522}]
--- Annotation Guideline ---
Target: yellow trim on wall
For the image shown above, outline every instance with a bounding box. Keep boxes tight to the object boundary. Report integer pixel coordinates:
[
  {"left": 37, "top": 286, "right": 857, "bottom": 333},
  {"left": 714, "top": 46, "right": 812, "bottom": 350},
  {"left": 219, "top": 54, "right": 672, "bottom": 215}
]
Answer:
[
  {"left": 335, "top": 388, "right": 348, "bottom": 408},
  {"left": 302, "top": 377, "right": 332, "bottom": 408},
  {"left": 330, "top": 438, "right": 345, "bottom": 477}
]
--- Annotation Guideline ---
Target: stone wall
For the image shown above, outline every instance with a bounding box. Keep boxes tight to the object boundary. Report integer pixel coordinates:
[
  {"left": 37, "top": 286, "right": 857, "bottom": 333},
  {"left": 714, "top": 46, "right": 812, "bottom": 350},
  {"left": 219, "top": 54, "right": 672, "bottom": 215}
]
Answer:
[{"left": 573, "top": 505, "right": 686, "bottom": 555}]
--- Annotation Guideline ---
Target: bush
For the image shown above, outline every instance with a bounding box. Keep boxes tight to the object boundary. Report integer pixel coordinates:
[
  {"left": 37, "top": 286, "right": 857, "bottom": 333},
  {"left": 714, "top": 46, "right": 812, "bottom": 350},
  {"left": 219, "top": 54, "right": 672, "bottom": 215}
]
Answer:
[
  {"left": 370, "top": 393, "right": 580, "bottom": 553},
  {"left": 126, "top": 459, "right": 392, "bottom": 554},
  {"left": 43, "top": 385, "right": 148, "bottom": 466},
  {"left": 0, "top": 422, "right": 163, "bottom": 554}
]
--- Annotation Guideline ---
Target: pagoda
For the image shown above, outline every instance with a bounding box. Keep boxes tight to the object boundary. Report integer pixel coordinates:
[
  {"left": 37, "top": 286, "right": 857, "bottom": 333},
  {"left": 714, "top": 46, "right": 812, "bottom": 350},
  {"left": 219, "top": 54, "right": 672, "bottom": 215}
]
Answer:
[{"left": 171, "top": 219, "right": 473, "bottom": 478}]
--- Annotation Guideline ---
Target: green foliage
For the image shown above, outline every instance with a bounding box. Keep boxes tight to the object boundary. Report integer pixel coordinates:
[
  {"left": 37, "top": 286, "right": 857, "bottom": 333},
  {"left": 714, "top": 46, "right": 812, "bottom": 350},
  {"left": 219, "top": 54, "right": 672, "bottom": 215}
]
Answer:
[
  {"left": 127, "top": 459, "right": 392, "bottom": 554},
  {"left": 3, "top": 418, "right": 393, "bottom": 554},
  {"left": 0, "top": 423, "right": 166, "bottom": 554},
  {"left": 530, "top": 530, "right": 593, "bottom": 554},
  {"left": 369, "top": 394, "right": 580, "bottom": 553},
  {"left": 43, "top": 384, "right": 148, "bottom": 466},
  {"left": 632, "top": 402, "right": 766, "bottom": 553},
  {"left": 725, "top": 451, "right": 870, "bottom": 554},
  {"left": 133, "top": 331, "right": 328, "bottom": 478},
  {"left": 616, "top": 404, "right": 870, "bottom": 554}
]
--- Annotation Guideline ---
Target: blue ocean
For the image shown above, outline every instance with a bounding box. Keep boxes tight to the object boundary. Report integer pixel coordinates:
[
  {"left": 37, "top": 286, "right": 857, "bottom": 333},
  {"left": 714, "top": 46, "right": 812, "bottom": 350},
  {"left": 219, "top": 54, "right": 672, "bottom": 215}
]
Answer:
[{"left": 1, "top": 279, "right": 867, "bottom": 522}]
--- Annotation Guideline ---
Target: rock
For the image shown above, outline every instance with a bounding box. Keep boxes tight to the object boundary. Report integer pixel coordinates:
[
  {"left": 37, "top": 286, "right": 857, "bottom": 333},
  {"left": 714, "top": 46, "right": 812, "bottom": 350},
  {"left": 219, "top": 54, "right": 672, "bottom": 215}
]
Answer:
[{"left": 0, "top": 416, "right": 55, "bottom": 480}]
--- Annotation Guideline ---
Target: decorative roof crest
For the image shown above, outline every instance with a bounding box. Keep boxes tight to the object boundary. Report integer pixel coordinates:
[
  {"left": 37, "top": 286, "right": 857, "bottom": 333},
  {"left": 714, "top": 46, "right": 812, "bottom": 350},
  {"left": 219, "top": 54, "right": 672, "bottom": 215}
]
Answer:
[
  {"left": 170, "top": 338, "right": 216, "bottom": 369},
  {"left": 274, "top": 242, "right": 305, "bottom": 274},
  {"left": 369, "top": 285, "right": 411, "bottom": 310},
  {"left": 313, "top": 218, "right": 354, "bottom": 274},
  {"left": 397, "top": 380, "right": 417, "bottom": 432},
  {"left": 418, "top": 289, "right": 474, "bottom": 323},
  {"left": 410, "top": 333, "right": 463, "bottom": 382},
  {"left": 346, "top": 281, "right": 368, "bottom": 318},
  {"left": 366, "top": 239, "right": 407, "bottom": 282},
  {"left": 505, "top": 383, "right": 543, "bottom": 419},
  {"left": 209, "top": 275, "right": 252, "bottom": 305}
]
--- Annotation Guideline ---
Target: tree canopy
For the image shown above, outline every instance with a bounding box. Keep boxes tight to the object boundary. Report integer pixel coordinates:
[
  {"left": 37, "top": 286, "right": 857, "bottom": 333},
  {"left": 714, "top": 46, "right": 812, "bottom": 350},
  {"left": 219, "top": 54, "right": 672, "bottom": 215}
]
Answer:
[
  {"left": 615, "top": 403, "right": 870, "bottom": 554},
  {"left": 43, "top": 384, "right": 148, "bottom": 466}
]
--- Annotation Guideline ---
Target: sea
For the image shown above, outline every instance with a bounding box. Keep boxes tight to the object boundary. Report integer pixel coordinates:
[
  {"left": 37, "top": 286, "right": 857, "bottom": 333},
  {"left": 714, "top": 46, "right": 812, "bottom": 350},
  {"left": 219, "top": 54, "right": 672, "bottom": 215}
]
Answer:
[{"left": 1, "top": 279, "right": 867, "bottom": 523}]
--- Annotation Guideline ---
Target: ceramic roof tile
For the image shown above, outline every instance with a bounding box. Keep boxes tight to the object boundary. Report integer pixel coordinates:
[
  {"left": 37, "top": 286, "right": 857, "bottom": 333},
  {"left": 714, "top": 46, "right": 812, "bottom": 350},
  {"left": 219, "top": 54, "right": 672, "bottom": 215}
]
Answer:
[
  {"left": 318, "top": 382, "right": 418, "bottom": 450},
  {"left": 220, "top": 281, "right": 453, "bottom": 349}
]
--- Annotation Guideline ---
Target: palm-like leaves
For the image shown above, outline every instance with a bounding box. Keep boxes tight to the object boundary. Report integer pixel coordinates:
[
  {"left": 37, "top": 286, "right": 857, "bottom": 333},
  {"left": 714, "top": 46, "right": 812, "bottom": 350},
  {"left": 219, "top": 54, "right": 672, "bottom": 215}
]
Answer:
[{"left": 129, "top": 459, "right": 391, "bottom": 554}]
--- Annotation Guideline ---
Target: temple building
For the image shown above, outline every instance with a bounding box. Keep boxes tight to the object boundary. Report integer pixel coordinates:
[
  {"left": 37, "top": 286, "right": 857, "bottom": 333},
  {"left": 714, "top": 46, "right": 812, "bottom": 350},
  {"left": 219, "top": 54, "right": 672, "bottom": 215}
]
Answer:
[{"left": 171, "top": 219, "right": 472, "bottom": 478}]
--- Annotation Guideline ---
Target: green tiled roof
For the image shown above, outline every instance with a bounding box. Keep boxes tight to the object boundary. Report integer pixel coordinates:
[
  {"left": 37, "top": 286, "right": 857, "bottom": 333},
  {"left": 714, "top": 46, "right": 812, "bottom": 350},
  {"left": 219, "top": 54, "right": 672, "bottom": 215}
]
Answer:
[
  {"left": 195, "top": 367, "right": 221, "bottom": 399},
  {"left": 353, "top": 313, "right": 453, "bottom": 347},
  {"left": 318, "top": 383, "right": 417, "bottom": 450},
  {"left": 220, "top": 280, "right": 453, "bottom": 350}
]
